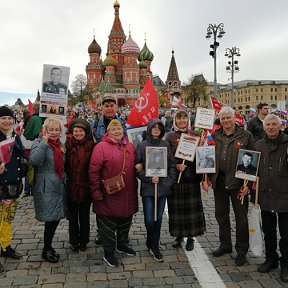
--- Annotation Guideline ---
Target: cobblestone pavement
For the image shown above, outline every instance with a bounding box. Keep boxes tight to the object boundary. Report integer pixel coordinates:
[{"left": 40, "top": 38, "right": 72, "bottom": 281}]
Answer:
[{"left": 1, "top": 192, "right": 288, "bottom": 288}]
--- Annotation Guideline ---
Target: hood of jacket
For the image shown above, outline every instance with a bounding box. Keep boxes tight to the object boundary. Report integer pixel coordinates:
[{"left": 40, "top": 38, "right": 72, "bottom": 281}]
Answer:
[{"left": 146, "top": 118, "right": 165, "bottom": 144}]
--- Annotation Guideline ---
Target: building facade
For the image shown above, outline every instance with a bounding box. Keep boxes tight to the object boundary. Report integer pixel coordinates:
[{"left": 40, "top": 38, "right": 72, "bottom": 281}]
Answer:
[{"left": 85, "top": 0, "right": 154, "bottom": 108}]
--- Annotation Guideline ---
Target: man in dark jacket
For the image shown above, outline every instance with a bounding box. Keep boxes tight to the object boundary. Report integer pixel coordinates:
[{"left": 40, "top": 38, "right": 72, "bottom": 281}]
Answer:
[
  {"left": 254, "top": 114, "right": 288, "bottom": 283},
  {"left": 210, "top": 106, "right": 254, "bottom": 266},
  {"left": 247, "top": 102, "right": 269, "bottom": 141}
]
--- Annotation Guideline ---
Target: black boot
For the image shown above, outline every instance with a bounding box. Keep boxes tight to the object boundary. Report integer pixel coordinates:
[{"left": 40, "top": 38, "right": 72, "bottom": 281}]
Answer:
[
  {"left": 0, "top": 262, "right": 4, "bottom": 274},
  {"left": 172, "top": 237, "right": 183, "bottom": 248},
  {"left": 186, "top": 238, "right": 194, "bottom": 251},
  {"left": 42, "top": 248, "right": 59, "bottom": 263}
]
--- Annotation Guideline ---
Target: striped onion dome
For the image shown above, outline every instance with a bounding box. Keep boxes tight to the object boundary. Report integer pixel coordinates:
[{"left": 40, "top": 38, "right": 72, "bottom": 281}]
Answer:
[
  {"left": 138, "top": 41, "right": 154, "bottom": 61},
  {"left": 121, "top": 34, "right": 140, "bottom": 54}
]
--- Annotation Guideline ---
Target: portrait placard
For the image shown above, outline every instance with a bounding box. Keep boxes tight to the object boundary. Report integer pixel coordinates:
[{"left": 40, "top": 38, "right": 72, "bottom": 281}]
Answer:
[
  {"left": 40, "top": 64, "right": 70, "bottom": 119},
  {"left": 127, "top": 126, "right": 147, "bottom": 148},
  {"left": 235, "top": 149, "right": 261, "bottom": 182},
  {"left": 194, "top": 107, "right": 215, "bottom": 130},
  {"left": 145, "top": 147, "right": 167, "bottom": 177},
  {"left": 196, "top": 146, "right": 216, "bottom": 174},
  {"left": 174, "top": 133, "right": 200, "bottom": 162}
]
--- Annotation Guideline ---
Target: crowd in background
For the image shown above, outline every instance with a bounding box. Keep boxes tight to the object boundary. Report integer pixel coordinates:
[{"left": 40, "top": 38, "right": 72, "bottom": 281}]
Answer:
[{"left": 0, "top": 99, "right": 287, "bottom": 283}]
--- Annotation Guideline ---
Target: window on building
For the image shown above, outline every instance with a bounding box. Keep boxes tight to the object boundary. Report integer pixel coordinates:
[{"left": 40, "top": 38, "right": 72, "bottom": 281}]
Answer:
[
  {"left": 271, "top": 88, "right": 273, "bottom": 92},
  {"left": 285, "top": 88, "right": 287, "bottom": 92},
  {"left": 271, "top": 95, "right": 273, "bottom": 100},
  {"left": 256, "top": 96, "right": 258, "bottom": 100},
  {"left": 275, "top": 88, "right": 277, "bottom": 92},
  {"left": 256, "top": 88, "right": 258, "bottom": 93},
  {"left": 261, "top": 88, "right": 263, "bottom": 92},
  {"left": 275, "top": 95, "right": 277, "bottom": 100},
  {"left": 261, "top": 96, "right": 263, "bottom": 100}
]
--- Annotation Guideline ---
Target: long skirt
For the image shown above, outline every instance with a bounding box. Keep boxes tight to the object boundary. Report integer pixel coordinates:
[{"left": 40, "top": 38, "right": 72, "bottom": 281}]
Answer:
[{"left": 167, "top": 180, "right": 206, "bottom": 238}]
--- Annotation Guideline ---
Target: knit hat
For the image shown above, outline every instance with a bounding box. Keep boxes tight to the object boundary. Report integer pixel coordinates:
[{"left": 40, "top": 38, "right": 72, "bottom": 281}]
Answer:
[
  {"left": 68, "top": 118, "right": 90, "bottom": 134},
  {"left": 0, "top": 106, "right": 13, "bottom": 118},
  {"left": 107, "top": 119, "right": 122, "bottom": 131}
]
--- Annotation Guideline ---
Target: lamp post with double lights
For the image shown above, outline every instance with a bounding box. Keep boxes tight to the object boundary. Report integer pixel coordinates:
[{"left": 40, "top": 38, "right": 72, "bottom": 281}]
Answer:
[
  {"left": 225, "top": 46, "right": 241, "bottom": 108},
  {"left": 205, "top": 23, "right": 225, "bottom": 98}
]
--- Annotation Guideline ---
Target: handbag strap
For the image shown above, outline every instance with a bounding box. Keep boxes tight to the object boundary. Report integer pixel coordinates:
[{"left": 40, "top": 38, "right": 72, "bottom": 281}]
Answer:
[{"left": 121, "top": 148, "right": 126, "bottom": 174}]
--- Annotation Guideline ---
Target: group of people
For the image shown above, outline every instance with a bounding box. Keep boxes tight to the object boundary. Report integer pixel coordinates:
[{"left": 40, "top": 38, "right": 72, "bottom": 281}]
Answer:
[{"left": 0, "top": 99, "right": 287, "bottom": 283}]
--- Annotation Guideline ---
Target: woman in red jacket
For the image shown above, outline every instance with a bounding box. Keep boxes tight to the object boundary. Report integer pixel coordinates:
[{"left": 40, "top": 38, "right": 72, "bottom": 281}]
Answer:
[{"left": 89, "top": 119, "right": 138, "bottom": 268}]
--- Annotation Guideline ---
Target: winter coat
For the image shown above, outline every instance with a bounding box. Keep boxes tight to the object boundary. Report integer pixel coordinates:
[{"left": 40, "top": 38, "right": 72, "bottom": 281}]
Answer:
[
  {"left": 30, "top": 139, "right": 66, "bottom": 222},
  {"left": 65, "top": 136, "right": 95, "bottom": 202},
  {"left": 23, "top": 114, "right": 43, "bottom": 141},
  {"left": 135, "top": 118, "right": 176, "bottom": 197},
  {"left": 247, "top": 116, "right": 265, "bottom": 142},
  {"left": 0, "top": 130, "right": 28, "bottom": 199},
  {"left": 89, "top": 134, "right": 138, "bottom": 217},
  {"left": 210, "top": 125, "right": 255, "bottom": 190},
  {"left": 254, "top": 132, "right": 288, "bottom": 213}
]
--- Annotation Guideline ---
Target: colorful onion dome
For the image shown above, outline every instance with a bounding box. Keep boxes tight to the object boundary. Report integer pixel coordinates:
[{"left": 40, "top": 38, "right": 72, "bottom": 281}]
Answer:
[
  {"left": 139, "top": 60, "right": 147, "bottom": 69},
  {"left": 88, "top": 37, "right": 102, "bottom": 54},
  {"left": 138, "top": 41, "right": 154, "bottom": 61},
  {"left": 121, "top": 34, "right": 140, "bottom": 54},
  {"left": 103, "top": 55, "right": 118, "bottom": 67}
]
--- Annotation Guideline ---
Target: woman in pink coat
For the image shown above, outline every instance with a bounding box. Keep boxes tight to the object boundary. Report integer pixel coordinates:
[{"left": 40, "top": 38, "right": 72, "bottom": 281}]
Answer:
[{"left": 89, "top": 119, "right": 138, "bottom": 268}]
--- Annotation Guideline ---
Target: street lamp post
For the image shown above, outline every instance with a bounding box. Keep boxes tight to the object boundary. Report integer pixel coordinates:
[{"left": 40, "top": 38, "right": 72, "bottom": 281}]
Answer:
[
  {"left": 206, "top": 23, "right": 225, "bottom": 98},
  {"left": 225, "top": 46, "right": 241, "bottom": 108}
]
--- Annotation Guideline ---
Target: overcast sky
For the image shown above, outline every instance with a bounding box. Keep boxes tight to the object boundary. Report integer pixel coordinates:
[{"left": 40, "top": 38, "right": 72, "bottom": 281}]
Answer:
[{"left": 1, "top": 0, "right": 288, "bottom": 105}]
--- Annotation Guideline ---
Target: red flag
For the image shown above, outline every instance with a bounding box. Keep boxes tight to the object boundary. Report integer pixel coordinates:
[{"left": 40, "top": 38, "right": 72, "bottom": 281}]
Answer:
[
  {"left": 0, "top": 138, "right": 15, "bottom": 164},
  {"left": 127, "top": 78, "right": 159, "bottom": 126},
  {"left": 210, "top": 96, "right": 245, "bottom": 126},
  {"left": 210, "top": 96, "right": 223, "bottom": 112},
  {"left": 28, "top": 99, "right": 34, "bottom": 115}
]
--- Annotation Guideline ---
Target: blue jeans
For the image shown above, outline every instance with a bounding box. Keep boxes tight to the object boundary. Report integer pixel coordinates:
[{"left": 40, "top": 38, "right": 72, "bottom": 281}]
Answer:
[{"left": 142, "top": 195, "right": 166, "bottom": 248}]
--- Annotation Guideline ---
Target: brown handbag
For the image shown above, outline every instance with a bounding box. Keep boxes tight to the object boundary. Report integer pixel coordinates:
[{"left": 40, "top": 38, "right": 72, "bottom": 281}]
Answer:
[{"left": 102, "top": 149, "right": 126, "bottom": 195}]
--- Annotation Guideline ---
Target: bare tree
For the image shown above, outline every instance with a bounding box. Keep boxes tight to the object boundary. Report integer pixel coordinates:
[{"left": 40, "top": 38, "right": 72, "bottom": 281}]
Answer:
[
  {"left": 182, "top": 74, "right": 207, "bottom": 108},
  {"left": 71, "top": 74, "right": 87, "bottom": 98}
]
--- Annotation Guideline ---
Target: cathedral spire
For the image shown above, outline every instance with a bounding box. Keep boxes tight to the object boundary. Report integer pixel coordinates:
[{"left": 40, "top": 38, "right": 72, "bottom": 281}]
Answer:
[{"left": 165, "top": 50, "right": 181, "bottom": 89}]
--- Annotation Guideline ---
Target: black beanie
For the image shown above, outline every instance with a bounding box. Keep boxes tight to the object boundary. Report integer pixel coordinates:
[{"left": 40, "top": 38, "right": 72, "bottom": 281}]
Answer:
[{"left": 0, "top": 106, "right": 13, "bottom": 118}]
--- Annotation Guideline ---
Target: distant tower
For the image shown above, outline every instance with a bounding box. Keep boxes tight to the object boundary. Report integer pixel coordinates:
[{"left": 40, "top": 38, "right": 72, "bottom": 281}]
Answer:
[
  {"left": 107, "top": 0, "right": 126, "bottom": 83},
  {"left": 86, "top": 35, "right": 103, "bottom": 87},
  {"left": 165, "top": 50, "right": 181, "bottom": 95},
  {"left": 103, "top": 55, "right": 117, "bottom": 85}
]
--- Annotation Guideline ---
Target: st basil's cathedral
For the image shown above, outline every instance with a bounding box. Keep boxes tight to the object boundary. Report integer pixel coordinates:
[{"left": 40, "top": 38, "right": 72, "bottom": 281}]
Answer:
[{"left": 85, "top": 0, "right": 181, "bottom": 108}]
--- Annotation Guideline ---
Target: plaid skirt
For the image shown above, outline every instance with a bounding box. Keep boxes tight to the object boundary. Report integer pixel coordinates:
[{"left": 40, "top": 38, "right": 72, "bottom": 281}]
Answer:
[{"left": 167, "top": 181, "right": 206, "bottom": 238}]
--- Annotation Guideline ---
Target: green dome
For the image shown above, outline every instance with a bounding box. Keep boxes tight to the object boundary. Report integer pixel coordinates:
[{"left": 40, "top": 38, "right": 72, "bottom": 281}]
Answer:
[
  {"left": 103, "top": 55, "right": 118, "bottom": 67},
  {"left": 139, "top": 60, "right": 147, "bottom": 69},
  {"left": 138, "top": 42, "right": 154, "bottom": 61}
]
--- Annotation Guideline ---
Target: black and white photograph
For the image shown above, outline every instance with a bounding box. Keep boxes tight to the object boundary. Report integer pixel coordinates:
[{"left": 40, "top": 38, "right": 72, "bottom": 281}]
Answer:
[
  {"left": 196, "top": 146, "right": 216, "bottom": 174},
  {"left": 235, "top": 149, "right": 261, "bottom": 182},
  {"left": 127, "top": 126, "right": 147, "bottom": 148},
  {"left": 145, "top": 147, "right": 167, "bottom": 177},
  {"left": 42, "top": 65, "right": 69, "bottom": 95}
]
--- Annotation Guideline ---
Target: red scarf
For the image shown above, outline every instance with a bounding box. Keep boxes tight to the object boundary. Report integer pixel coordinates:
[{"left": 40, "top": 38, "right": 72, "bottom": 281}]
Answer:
[{"left": 48, "top": 139, "right": 64, "bottom": 180}]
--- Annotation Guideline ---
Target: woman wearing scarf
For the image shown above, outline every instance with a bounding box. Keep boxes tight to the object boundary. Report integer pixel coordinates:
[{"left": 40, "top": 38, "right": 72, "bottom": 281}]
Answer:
[
  {"left": 165, "top": 110, "right": 206, "bottom": 251},
  {"left": 65, "top": 118, "right": 95, "bottom": 252},
  {"left": 30, "top": 117, "right": 66, "bottom": 263},
  {"left": 89, "top": 119, "right": 138, "bottom": 268}
]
